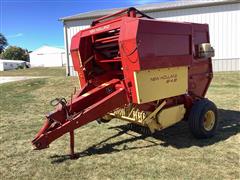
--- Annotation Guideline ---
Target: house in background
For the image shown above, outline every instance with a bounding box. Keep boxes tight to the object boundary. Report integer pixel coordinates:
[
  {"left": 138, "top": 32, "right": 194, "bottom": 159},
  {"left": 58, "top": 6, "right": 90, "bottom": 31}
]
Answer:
[
  {"left": 0, "top": 59, "right": 27, "bottom": 71},
  {"left": 30, "top": 45, "right": 66, "bottom": 67},
  {"left": 60, "top": 0, "right": 240, "bottom": 76}
]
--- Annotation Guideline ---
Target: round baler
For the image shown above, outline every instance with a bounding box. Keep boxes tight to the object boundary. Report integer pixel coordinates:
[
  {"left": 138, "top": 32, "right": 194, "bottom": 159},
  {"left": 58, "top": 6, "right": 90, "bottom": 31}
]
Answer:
[{"left": 32, "top": 7, "right": 217, "bottom": 157}]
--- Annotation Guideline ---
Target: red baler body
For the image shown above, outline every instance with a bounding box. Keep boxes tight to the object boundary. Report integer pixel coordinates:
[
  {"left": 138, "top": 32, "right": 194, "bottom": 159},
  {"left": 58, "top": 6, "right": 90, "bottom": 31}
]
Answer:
[{"left": 32, "top": 8, "right": 214, "bottom": 156}]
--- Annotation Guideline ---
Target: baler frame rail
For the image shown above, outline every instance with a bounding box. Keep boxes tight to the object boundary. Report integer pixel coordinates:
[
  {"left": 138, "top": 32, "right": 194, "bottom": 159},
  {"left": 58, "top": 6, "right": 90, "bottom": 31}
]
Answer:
[{"left": 91, "top": 7, "right": 153, "bottom": 26}]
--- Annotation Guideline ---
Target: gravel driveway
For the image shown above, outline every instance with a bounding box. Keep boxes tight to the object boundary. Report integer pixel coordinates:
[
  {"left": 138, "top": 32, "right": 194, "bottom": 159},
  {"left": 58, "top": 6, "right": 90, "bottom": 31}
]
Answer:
[{"left": 0, "top": 76, "right": 48, "bottom": 84}]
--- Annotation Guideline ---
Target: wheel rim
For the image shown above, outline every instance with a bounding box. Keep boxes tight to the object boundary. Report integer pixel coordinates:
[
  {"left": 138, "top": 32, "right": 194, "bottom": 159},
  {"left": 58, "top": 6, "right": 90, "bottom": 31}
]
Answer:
[{"left": 203, "top": 110, "right": 215, "bottom": 131}]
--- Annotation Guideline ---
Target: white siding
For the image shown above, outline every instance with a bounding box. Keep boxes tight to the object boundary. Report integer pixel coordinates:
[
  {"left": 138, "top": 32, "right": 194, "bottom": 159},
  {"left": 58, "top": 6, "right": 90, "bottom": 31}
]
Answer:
[
  {"left": 148, "top": 3, "right": 240, "bottom": 71},
  {"left": 30, "top": 53, "right": 65, "bottom": 67},
  {"left": 64, "top": 3, "right": 240, "bottom": 75},
  {"left": 30, "top": 46, "right": 66, "bottom": 67},
  {"left": 0, "top": 60, "right": 26, "bottom": 71}
]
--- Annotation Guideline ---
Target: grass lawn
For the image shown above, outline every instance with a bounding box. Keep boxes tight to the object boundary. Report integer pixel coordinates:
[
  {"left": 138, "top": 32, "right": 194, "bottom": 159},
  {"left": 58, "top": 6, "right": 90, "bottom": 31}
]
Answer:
[
  {"left": 0, "top": 67, "right": 66, "bottom": 77},
  {"left": 0, "top": 71, "right": 239, "bottom": 179}
]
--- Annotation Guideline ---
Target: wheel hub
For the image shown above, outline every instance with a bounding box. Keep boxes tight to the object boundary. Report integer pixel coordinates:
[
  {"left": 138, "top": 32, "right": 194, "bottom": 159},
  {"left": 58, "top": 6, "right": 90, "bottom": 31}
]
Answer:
[{"left": 203, "top": 110, "right": 215, "bottom": 131}]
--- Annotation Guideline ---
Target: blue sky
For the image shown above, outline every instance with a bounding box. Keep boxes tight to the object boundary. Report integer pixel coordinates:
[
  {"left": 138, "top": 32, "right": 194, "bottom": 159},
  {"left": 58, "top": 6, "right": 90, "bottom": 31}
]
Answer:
[{"left": 0, "top": 0, "right": 173, "bottom": 51}]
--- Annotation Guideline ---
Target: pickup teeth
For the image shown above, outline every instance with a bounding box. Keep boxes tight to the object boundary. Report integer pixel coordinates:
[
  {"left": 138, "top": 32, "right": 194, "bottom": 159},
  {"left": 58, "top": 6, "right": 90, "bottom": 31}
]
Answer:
[{"left": 127, "top": 123, "right": 152, "bottom": 136}]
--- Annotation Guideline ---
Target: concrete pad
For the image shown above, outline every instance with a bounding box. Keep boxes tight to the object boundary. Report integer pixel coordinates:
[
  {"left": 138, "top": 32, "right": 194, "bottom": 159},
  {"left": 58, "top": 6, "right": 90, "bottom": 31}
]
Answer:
[{"left": 0, "top": 76, "right": 48, "bottom": 84}]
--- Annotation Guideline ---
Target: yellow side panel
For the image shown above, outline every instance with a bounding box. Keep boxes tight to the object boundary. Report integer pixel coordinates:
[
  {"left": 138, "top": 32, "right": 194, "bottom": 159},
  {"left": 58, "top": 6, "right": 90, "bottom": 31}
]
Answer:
[
  {"left": 133, "top": 66, "right": 188, "bottom": 104},
  {"left": 157, "top": 104, "right": 186, "bottom": 129}
]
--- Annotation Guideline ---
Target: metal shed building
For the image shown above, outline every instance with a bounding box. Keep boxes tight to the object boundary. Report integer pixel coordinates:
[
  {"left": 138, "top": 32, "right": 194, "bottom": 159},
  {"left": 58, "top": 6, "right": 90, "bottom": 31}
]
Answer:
[
  {"left": 0, "top": 59, "right": 27, "bottom": 71},
  {"left": 60, "top": 0, "right": 240, "bottom": 76},
  {"left": 30, "top": 45, "right": 66, "bottom": 67}
]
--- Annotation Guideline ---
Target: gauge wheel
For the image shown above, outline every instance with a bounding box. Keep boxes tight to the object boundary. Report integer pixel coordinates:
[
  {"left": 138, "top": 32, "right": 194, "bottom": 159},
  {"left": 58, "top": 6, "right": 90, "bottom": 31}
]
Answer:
[
  {"left": 188, "top": 98, "right": 218, "bottom": 138},
  {"left": 97, "top": 115, "right": 113, "bottom": 123}
]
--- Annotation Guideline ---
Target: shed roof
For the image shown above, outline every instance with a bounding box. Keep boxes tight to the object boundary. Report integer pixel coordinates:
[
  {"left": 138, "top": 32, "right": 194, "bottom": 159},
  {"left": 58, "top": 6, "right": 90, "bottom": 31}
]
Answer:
[
  {"left": 30, "top": 46, "right": 65, "bottom": 55},
  {"left": 60, "top": 0, "right": 238, "bottom": 21}
]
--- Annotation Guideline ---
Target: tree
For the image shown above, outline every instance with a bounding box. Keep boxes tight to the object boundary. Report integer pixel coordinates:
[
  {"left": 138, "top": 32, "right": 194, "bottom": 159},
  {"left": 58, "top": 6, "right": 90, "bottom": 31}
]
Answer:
[
  {"left": 0, "top": 46, "right": 29, "bottom": 61},
  {"left": 0, "top": 33, "right": 8, "bottom": 54}
]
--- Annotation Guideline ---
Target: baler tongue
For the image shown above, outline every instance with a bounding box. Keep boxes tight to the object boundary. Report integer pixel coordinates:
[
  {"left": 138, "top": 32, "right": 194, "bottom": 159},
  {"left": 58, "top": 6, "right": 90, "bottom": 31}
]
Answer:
[{"left": 32, "top": 79, "right": 128, "bottom": 156}]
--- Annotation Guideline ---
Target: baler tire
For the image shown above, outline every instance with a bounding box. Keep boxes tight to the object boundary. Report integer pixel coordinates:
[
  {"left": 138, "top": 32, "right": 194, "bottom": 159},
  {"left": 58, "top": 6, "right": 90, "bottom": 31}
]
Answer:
[
  {"left": 97, "top": 115, "right": 114, "bottom": 123},
  {"left": 98, "top": 118, "right": 111, "bottom": 123},
  {"left": 188, "top": 99, "right": 218, "bottom": 138}
]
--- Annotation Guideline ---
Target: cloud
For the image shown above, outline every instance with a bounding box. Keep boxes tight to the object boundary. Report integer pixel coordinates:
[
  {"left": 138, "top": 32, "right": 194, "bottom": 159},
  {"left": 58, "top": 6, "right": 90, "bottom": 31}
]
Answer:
[{"left": 7, "top": 33, "right": 23, "bottom": 39}]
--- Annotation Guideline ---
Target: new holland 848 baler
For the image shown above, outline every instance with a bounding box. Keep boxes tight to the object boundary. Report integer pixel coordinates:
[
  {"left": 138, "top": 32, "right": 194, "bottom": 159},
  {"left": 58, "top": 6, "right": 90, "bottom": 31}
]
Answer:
[{"left": 32, "top": 8, "right": 218, "bottom": 157}]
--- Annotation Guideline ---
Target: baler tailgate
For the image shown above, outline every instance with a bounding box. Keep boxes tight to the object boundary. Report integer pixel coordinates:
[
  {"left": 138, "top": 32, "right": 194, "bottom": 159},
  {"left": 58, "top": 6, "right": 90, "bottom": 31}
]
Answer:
[{"left": 32, "top": 80, "right": 128, "bottom": 153}]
